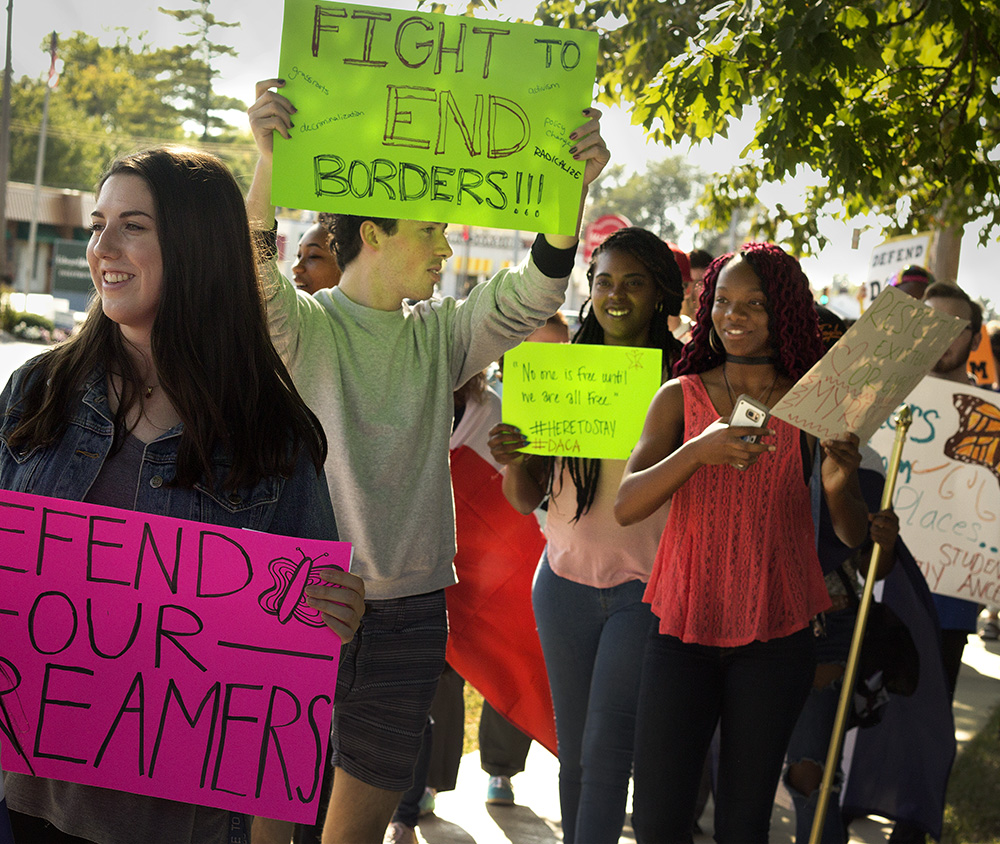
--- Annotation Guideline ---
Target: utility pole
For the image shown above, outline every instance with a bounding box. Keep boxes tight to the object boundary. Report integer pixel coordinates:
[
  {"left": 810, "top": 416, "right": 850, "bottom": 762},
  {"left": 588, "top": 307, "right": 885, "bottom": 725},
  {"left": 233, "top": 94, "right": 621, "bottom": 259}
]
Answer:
[
  {"left": 25, "top": 31, "right": 56, "bottom": 296},
  {"left": 0, "top": 0, "right": 14, "bottom": 285}
]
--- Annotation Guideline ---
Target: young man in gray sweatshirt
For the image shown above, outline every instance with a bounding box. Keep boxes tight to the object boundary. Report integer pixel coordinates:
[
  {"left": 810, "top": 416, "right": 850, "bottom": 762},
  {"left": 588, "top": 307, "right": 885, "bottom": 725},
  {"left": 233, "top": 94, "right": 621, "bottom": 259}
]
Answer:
[{"left": 247, "top": 78, "right": 609, "bottom": 844}]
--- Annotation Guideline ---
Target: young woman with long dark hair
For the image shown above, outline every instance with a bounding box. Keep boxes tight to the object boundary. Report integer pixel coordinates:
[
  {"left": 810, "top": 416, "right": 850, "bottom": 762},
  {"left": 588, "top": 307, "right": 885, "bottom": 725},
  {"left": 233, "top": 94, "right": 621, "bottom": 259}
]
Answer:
[
  {"left": 489, "top": 227, "right": 683, "bottom": 844},
  {"left": 0, "top": 147, "right": 365, "bottom": 844}
]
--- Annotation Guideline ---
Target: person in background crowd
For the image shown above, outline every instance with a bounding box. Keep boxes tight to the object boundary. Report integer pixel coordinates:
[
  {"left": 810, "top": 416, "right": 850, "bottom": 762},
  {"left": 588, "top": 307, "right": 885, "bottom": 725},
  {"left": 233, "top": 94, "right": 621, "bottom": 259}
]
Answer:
[
  {"left": 666, "top": 243, "right": 694, "bottom": 342},
  {"left": 889, "top": 265, "right": 934, "bottom": 299},
  {"left": 292, "top": 214, "right": 342, "bottom": 294},
  {"left": 686, "top": 249, "right": 713, "bottom": 320},
  {"left": 886, "top": 281, "right": 985, "bottom": 844},
  {"left": 782, "top": 306, "right": 900, "bottom": 843}
]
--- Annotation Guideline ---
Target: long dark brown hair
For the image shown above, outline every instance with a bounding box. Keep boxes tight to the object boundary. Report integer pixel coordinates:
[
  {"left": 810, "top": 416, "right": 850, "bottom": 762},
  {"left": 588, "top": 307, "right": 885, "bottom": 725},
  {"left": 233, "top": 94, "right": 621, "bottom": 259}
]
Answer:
[{"left": 8, "top": 147, "right": 326, "bottom": 491}]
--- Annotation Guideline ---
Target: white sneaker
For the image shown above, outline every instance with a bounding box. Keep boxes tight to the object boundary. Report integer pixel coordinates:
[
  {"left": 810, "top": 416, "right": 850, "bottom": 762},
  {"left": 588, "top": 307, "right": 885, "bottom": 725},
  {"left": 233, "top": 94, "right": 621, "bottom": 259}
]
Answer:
[{"left": 384, "top": 821, "right": 417, "bottom": 844}]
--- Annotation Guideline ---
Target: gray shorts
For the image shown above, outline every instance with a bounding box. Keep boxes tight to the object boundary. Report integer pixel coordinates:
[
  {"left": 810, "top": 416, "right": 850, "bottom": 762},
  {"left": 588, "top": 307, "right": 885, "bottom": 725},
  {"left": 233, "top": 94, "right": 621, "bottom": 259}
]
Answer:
[{"left": 331, "top": 589, "right": 448, "bottom": 791}]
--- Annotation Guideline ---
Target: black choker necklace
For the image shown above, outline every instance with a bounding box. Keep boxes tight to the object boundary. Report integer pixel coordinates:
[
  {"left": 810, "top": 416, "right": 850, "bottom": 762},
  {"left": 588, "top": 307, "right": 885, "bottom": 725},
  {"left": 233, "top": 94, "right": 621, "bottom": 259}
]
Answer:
[{"left": 726, "top": 354, "right": 775, "bottom": 365}]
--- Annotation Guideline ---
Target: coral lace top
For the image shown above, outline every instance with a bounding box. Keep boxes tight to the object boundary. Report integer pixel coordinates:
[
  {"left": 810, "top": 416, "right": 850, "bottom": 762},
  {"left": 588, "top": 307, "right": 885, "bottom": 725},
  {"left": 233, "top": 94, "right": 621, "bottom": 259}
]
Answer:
[{"left": 643, "top": 374, "right": 831, "bottom": 646}]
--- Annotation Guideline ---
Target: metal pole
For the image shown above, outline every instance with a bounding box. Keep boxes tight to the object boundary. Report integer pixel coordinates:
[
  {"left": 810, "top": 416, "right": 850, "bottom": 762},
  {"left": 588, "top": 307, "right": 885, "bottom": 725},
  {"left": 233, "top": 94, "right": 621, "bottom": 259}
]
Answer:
[
  {"left": 0, "top": 0, "right": 14, "bottom": 284},
  {"left": 24, "top": 31, "right": 55, "bottom": 296},
  {"left": 809, "top": 405, "right": 914, "bottom": 844}
]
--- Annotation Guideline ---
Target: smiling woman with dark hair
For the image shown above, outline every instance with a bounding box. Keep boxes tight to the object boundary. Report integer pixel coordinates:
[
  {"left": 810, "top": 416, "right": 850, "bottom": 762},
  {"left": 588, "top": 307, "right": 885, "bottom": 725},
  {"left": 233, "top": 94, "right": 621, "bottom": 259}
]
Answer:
[
  {"left": 0, "top": 146, "right": 365, "bottom": 844},
  {"left": 617, "top": 242, "right": 869, "bottom": 843},
  {"left": 488, "top": 227, "right": 684, "bottom": 844}
]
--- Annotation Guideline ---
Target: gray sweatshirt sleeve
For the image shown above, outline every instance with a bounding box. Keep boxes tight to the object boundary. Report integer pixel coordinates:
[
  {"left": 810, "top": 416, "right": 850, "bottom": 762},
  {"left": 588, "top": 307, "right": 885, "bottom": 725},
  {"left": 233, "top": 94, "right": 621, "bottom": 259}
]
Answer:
[{"left": 449, "top": 235, "right": 578, "bottom": 387}]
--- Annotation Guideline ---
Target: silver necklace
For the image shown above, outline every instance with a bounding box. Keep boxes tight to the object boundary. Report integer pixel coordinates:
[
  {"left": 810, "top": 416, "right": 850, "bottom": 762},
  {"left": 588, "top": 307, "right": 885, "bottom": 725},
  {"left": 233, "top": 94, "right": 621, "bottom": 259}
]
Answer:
[{"left": 723, "top": 362, "right": 778, "bottom": 410}]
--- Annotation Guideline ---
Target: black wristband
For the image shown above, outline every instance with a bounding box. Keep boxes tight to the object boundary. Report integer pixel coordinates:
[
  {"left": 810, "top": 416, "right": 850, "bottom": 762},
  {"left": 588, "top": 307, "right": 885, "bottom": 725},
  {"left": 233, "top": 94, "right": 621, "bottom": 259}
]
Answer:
[{"left": 530, "top": 234, "right": 577, "bottom": 278}]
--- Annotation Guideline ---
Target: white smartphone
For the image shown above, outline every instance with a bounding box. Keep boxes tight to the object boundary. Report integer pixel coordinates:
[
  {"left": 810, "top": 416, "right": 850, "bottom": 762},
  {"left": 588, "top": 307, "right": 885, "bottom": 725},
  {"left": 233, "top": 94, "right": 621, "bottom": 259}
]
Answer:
[{"left": 729, "top": 394, "right": 771, "bottom": 444}]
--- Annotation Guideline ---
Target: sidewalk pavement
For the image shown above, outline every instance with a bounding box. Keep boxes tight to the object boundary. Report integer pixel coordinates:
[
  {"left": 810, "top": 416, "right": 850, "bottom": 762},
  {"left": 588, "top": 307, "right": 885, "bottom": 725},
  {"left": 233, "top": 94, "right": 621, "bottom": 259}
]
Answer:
[
  {"left": 413, "top": 635, "right": 1000, "bottom": 844},
  {"left": 0, "top": 334, "right": 42, "bottom": 377}
]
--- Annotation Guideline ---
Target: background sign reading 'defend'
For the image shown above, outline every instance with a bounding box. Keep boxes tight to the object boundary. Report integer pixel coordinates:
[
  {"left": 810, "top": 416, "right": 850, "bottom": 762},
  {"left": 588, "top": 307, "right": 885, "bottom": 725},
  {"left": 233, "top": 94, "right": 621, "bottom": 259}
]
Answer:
[
  {"left": 273, "top": 0, "right": 599, "bottom": 235},
  {"left": 869, "top": 378, "right": 1000, "bottom": 606},
  {"left": 503, "top": 343, "right": 662, "bottom": 460},
  {"left": 0, "top": 490, "right": 353, "bottom": 823}
]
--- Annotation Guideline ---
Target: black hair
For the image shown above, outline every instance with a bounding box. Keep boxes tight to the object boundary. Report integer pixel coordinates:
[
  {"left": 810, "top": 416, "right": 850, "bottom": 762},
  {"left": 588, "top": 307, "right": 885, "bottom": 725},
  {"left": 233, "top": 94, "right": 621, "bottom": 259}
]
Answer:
[
  {"left": 552, "top": 227, "right": 685, "bottom": 522},
  {"left": 688, "top": 248, "right": 713, "bottom": 270}
]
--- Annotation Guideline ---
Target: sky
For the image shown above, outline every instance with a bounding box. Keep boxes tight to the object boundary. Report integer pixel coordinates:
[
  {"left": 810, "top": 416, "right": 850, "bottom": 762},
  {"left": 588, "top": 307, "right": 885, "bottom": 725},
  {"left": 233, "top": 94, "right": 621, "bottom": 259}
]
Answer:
[{"left": 7, "top": 0, "right": 998, "bottom": 306}]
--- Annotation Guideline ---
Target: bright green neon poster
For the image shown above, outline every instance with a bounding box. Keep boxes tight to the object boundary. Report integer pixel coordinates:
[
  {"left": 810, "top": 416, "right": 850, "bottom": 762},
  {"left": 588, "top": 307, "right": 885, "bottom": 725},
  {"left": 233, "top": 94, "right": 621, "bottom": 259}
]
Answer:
[{"left": 274, "top": 0, "right": 598, "bottom": 234}]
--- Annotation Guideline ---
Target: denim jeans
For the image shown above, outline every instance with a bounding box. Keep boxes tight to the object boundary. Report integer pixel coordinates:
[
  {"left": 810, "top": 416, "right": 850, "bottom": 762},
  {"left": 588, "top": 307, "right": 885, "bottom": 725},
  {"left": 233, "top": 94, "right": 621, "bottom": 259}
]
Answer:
[
  {"left": 784, "top": 608, "right": 856, "bottom": 844},
  {"left": 632, "top": 627, "right": 815, "bottom": 844},
  {"left": 532, "top": 555, "right": 654, "bottom": 844}
]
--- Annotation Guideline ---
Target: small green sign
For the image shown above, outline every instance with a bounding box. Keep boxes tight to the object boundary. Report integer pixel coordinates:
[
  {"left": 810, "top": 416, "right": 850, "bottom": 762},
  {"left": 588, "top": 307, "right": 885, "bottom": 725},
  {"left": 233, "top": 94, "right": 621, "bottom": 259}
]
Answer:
[{"left": 503, "top": 343, "right": 663, "bottom": 460}]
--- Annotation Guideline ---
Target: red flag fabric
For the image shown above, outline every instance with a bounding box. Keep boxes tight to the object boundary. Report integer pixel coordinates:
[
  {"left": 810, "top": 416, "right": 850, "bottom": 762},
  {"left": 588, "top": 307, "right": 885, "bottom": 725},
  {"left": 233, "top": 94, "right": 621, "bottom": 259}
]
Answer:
[{"left": 446, "top": 445, "right": 556, "bottom": 756}]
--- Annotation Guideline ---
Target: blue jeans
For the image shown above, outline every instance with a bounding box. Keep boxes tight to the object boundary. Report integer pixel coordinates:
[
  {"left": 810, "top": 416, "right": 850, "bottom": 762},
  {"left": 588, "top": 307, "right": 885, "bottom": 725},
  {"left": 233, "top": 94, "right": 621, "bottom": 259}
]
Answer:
[
  {"left": 632, "top": 627, "right": 815, "bottom": 844},
  {"left": 532, "top": 555, "right": 654, "bottom": 844},
  {"left": 785, "top": 608, "right": 856, "bottom": 844}
]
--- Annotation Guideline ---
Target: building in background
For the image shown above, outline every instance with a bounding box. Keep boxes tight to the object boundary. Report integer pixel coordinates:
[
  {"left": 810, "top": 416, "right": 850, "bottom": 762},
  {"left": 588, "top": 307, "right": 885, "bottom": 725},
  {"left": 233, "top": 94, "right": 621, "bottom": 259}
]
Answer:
[{"left": 2, "top": 181, "right": 92, "bottom": 294}]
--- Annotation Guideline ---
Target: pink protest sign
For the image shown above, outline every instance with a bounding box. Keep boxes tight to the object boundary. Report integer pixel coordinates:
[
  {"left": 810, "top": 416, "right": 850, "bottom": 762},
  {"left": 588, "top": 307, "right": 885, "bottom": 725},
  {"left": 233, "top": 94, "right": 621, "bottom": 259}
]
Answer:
[{"left": 0, "top": 489, "right": 351, "bottom": 823}]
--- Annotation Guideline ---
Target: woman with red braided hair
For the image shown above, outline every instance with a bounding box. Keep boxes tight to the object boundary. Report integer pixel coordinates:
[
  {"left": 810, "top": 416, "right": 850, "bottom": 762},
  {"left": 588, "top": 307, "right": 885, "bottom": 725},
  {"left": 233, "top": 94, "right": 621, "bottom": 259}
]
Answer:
[{"left": 616, "top": 242, "right": 870, "bottom": 842}]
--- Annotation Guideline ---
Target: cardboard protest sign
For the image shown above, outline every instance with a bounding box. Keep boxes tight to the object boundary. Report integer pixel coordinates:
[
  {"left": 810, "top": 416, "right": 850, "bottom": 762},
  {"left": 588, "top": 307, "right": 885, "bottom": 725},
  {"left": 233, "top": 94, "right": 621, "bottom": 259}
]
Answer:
[
  {"left": 869, "top": 378, "right": 1000, "bottom": 605},
  {"left": 502, "top": 343, "right": 661, "bottom": 459},
  {"left": 0, "top": 490, "right": 352, "bottom": 823},
  {"left": 273, "top": 0, "right": 598, "bottom": 234},
  {"left": 771, "top": 286, "right": 967, "bottom": 443},
  {"left": 860, "top": 232, "right": 933, "bottom": 311}
]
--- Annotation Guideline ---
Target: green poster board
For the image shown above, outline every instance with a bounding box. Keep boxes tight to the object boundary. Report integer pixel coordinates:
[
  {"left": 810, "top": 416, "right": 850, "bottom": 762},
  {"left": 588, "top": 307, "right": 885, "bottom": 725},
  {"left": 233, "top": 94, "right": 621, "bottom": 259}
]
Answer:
[
  {"left": 503, "top": 343, "right": 662, "bottom": 460},
  {"left": 274, "top": 0, "right": 598, "bottom": 235}
]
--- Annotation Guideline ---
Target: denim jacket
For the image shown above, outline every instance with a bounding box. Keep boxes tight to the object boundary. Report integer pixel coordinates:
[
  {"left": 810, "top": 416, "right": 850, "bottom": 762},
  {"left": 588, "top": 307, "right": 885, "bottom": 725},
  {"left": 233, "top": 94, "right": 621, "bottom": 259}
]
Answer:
[{"left": 0, "top": 358, "right": 338, "bottom": 541}]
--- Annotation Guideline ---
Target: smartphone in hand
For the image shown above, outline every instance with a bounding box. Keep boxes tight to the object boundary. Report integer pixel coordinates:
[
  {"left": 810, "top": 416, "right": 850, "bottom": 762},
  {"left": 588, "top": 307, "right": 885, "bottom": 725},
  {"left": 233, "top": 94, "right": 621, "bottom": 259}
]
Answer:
[{"left": 729, "top": 394, "right": 771, "bottom": 444}]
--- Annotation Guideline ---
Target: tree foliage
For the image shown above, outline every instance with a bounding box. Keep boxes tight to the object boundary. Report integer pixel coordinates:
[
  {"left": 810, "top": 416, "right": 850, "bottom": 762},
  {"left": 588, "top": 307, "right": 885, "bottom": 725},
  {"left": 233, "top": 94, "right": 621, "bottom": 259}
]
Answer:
[
  {"left": 8, "top": 77, "right": 115, "bottom": 190},
  {"left": 586, "top": 154, "right": 730, "bottom": 250},
  {"left": 9, "top": 24, "right": 254, "bottom": 193},
  {"left": 55, "top": 31, "right": 190, "bottom": 140},
  {"left": 535, "top": 0, "right": 1000, "bottom": 254},
  {"left": 159, "top": 0, "right": 246, "bottom": 140}
]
